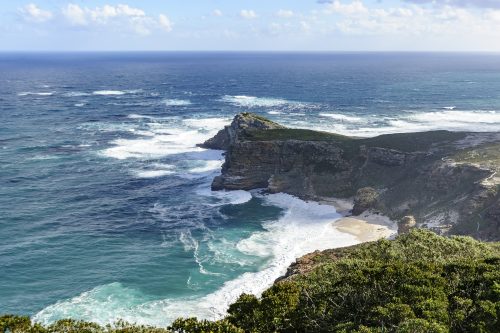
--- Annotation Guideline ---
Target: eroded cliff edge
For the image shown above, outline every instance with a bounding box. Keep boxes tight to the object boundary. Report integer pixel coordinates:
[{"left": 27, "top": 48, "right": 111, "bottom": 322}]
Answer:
[{"left": 201, "top": 112, "right": 500, "bottom": 240}]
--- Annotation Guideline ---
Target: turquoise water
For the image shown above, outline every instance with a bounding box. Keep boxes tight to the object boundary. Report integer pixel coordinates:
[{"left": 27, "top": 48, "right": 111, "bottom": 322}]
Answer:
[{"left": 1, "top": 52, "right": 500, "bottom": 326}]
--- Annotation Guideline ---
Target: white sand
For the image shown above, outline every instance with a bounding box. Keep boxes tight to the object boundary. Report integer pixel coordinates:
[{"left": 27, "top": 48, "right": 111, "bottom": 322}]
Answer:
[
  {"left": 333, "top": 214, "right": 397, "bottom": 242},
  {"left": 318, "top": 196, "right": 398, "bottom": 242}
]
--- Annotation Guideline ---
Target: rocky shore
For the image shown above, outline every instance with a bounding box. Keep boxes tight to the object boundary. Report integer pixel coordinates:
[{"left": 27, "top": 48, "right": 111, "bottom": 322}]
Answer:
[{"left": 201, "top": 112, "right": 500, "bottom": 241}]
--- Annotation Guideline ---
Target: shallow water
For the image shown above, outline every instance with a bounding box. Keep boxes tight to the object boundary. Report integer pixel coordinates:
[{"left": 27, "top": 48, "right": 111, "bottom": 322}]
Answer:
[{"left": 1, "top": 52, "right": 500, "bottom": 325}]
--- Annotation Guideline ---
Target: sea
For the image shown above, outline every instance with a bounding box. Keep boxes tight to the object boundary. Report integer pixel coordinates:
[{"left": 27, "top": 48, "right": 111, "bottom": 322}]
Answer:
[{"left": 1, "top": 52, "right": 500, "bottom": 326}]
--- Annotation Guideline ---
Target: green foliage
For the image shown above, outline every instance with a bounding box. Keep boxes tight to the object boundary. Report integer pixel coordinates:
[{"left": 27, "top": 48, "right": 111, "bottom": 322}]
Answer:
[
  {"left": 242, "top": 128, "right": 351, "bottom": 142},
  {"left": 358, "top": 131, "right": 466, "bottom": 153},
  {"left": 304, "top": 229, "right": 499, "bottom": 268},
  {"left": 3, "top": 230, "right": 499, "bottom": 332},
  {"left": 170, "top": 318, "right": 243, "bottom": 333},
  {"left": 226, "top": 230, "right": 500, "bottom": 332},
  {"left": 242, "top": 127, "right": 465, "bottom": 156},
  {"left": 0, "top": 317, "right": 173, "bottom": 333}
]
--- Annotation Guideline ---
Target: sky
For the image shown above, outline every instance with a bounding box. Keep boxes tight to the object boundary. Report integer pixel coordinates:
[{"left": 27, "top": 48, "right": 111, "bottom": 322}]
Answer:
[{"left": 2, "top": 0, "right": 500, "bottom": 51}]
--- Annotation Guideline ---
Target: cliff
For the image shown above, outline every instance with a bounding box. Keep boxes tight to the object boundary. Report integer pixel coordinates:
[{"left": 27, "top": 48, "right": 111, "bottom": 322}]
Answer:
[{"left": 205, "top": 113, "right": 500, "bottom": 240}]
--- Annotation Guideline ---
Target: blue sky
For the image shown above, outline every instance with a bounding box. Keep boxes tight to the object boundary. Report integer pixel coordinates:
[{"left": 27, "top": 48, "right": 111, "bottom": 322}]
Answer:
[{"left": 2, "top": 0, "right": 500, "bottom": 51}]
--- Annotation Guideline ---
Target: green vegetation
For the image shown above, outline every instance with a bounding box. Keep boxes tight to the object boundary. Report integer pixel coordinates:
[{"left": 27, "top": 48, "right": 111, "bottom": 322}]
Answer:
[
  {"left": 453, "top": 142, "right": 500, "bottom": 172},
  {"left": 243, "top": 127, "right": 465, "bottom": 156},
  {"left": 0, "top": 316, "right": 243, "bottom": 333},
  {"left": 3, "top": 230, "right": 499, "bottom": 332},
  {"left": 242, "top": 128, "right": 351, "bottom": 142},
  {"left": 358, "top": 131, "right": 466, "bottom": 153},
  {"left": 240, "top": 112, "right": 283, "bottom": 128}
]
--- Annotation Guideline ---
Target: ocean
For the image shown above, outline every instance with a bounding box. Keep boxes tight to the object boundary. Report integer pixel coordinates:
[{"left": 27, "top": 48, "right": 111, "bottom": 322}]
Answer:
[{"left": 1, "top": 52, "right": 500, "bottom": 326}]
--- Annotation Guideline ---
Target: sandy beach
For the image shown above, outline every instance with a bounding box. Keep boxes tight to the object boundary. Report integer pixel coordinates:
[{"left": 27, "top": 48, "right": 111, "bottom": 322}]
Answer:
[
  {"left": 333, "top": 214, "right": 397, "bottom": 242},
  {"left": 319, "top": 197, "right": 398, "bottom": 242}
]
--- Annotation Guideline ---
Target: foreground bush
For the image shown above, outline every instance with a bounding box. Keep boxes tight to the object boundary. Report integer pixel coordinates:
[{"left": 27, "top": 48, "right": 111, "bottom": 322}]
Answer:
[
  {"left": 2, "top": 230, "right": 500, "bottom": 332},
  {"left": 226, "top": 230, "right": 500, "bottom": 332}
]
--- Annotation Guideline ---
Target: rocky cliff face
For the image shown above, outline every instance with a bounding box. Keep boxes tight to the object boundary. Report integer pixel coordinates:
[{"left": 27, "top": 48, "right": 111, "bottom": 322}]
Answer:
[{"left": 207, "top": 113, "right": 500, "bottom": 240}]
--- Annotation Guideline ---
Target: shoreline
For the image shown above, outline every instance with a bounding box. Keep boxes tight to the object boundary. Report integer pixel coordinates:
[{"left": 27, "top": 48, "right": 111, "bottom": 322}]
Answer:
[{"left": 319, "top": 196, "right": 397, "bottom": 242}]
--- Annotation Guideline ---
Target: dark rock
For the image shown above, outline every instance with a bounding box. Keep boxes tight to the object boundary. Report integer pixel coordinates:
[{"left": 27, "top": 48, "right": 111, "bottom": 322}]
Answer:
[
  {"left": 198, "top": 112, "right": 285, "bottom": 150},
  {"left": 398, "top": 216, "right": 417, "bottom": 234},
  {"left": 202, "top": 113, "right": 500, "bottom": 240},
  {"left": 368, "top": 147, "right": 407, "bottom": 166},
  {"left": 352, "top": 187, "right": 379, "bottom": 215}
]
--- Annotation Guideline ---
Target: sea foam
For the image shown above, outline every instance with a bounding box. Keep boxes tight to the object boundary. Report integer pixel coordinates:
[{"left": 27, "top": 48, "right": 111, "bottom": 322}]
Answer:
[
  {"left": 221, "top": 95, "right": 291, "bottom": 107},
  {"left": 92, "top": 90, "right": 127, "bottom": 96},
  {"left": 163, "top": 99, "right": 192, "bottom": 106},
  {"left": 319, "top": 113, "right": 365, "bottom": 123},
  {"left": 64, "top": 92, "right": 91, "bottom": 97},
  {"left": 18, "top": 92, "right": 54, "bottom": 96},
  {"left": 100, "top": 117, "right": 229, "bottom": 160},
  {"left": 92, "top": 90, "right": 142, "bottom": 96},
  {"left": 306, "top": 110, "right": 500, "bottom": 137},
  {"left": 34, "top": 193, "right": 358, "bottom": 327}
]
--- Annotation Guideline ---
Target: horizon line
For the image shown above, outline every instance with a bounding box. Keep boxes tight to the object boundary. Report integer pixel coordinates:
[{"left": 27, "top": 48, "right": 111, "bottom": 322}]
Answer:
[{"left": 2, "top": 50, "right": 500, "bottom": 54}]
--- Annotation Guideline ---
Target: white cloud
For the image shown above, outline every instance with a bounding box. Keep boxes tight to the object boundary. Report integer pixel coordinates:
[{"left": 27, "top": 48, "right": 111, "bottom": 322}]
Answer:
[
  {"left": 62, "top": 4, "right": 87, "bottom": 26},
  {"left": 88, "top": 4, "right": 145, "bottom": 22},
  {"left": 213, "top": 9, "right": 223, "bottom": 17},
  {"left": 240, "top": 9, "right": 257, "bottom": 19},
  {"left": 61, "top": 3, "right": 147, "bottom": 25},
  {"left": 277, "top": 9, "right": 294, "bottom": 18},
  {"left": 59, "top": 3, "right": 172, "bottom": 35},
  {"left": 324, "top": 0, "right": 368, "bottom": 16},
  {"left": 20, "top": 3, "right": 53, "bottom": 22},
  {"left": 158, "top": 14, "right": 173, "bottom": 32},
  {"left": 116, "top": 4, "right": 146, "bottom": 17},
  {"left": 300, "top": 21, "right": 312, "bottom": 32},
  {"left": 318, "top": 1, "right": 500, "bottom": 40}
]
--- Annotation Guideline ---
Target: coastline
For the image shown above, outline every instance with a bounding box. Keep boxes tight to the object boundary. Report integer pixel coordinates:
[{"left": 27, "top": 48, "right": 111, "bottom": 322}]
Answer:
[
  {"left": 333, "top": 215, "right": 396, "bottom": 242},
  {"left": 321, "top": 196, "right": 397, "bottom": 242}
]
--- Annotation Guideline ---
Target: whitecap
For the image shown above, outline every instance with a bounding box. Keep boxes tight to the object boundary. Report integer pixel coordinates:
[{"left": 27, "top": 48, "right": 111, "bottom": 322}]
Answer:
[
  {"left": 101, "top": 134, "right": 202, "bottom": 160},
  {"left": 319, "top": 113, "right": 365, "bottom": 123},
  {"left": 196, "top": 185, "right": 253, "bottom": 206},
  {"left": 189, "top": 160, "right": 224, "bottom": 174},
  {"left": 134, "top": 169, "right": 175, "bottom": 178},
  {"left": 296, "top": 110, "right": 500, "bottom": 137},
  {"left": 92, "top": 90, "right": 126, "bottom": 96},
  {"left": 34, "top": 193, "right": 367, "bottom": 327},
  {"left": 183, "top": 118, "right": 231, "bottom": 131},
  {"left": 221, "top": 95, "right": 292, "bottom": 107},
  {"left": 64, "top": 92, "right": 91, "bottom": 97},
  {"left": 100, "top": 118, "right": 229, "bottom": 160},
  {"left": 18, "top": 92, "right": 54, "bottom": 96},
  {"left": 127, "top": 114, "right": 155, "bottom": 120},
  {"left": 133, "top": 163, "right": 175, "bottom": 178},
  {"left": 410, "top": 110, "right": 500, "bottom": 124},
  {"left": 163, "top": 99, "right": 192, "bottom": 106}
]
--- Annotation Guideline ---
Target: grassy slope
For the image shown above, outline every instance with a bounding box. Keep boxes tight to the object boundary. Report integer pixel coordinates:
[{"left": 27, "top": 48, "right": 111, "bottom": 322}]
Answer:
[
  {"left": 243, "top": 128, "right": 466, "bottom": 154},
  {"left": 226, "top": 229, "right": 500, "bottom": 332}
]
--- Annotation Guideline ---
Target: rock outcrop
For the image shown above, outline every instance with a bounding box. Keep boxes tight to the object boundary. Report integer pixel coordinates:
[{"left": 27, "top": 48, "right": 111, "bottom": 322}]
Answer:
[
  {"left": 198, "top": 112, "right": 285, "bottom": 150},
  {"left": 204, "top": 113, "right": 500, "bottom": 240},
  {"left": 352, "top": 187, "right": 379, "bottom": 216},
  {"left": 398, "top": 216, "right": 417, "bottom": 234}
]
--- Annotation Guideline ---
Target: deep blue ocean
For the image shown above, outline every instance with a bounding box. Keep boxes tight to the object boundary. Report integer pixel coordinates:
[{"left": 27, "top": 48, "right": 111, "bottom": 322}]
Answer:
[{"left": 1, "top": 52, "right": 500, "bottom": 326}]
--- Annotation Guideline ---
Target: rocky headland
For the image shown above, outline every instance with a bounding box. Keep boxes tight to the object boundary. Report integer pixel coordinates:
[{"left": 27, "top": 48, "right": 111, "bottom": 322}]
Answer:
[{"left": 201, "top": 112, "right": 500, "bottom": 241}]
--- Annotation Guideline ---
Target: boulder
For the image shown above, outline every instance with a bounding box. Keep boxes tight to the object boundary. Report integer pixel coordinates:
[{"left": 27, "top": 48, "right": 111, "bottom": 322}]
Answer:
[
  {"left": 398, "top": 216, "right": 417, "bottom": 234},
  {"left": 352, "top": 187, "right": 379, "bottom": 215}
]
